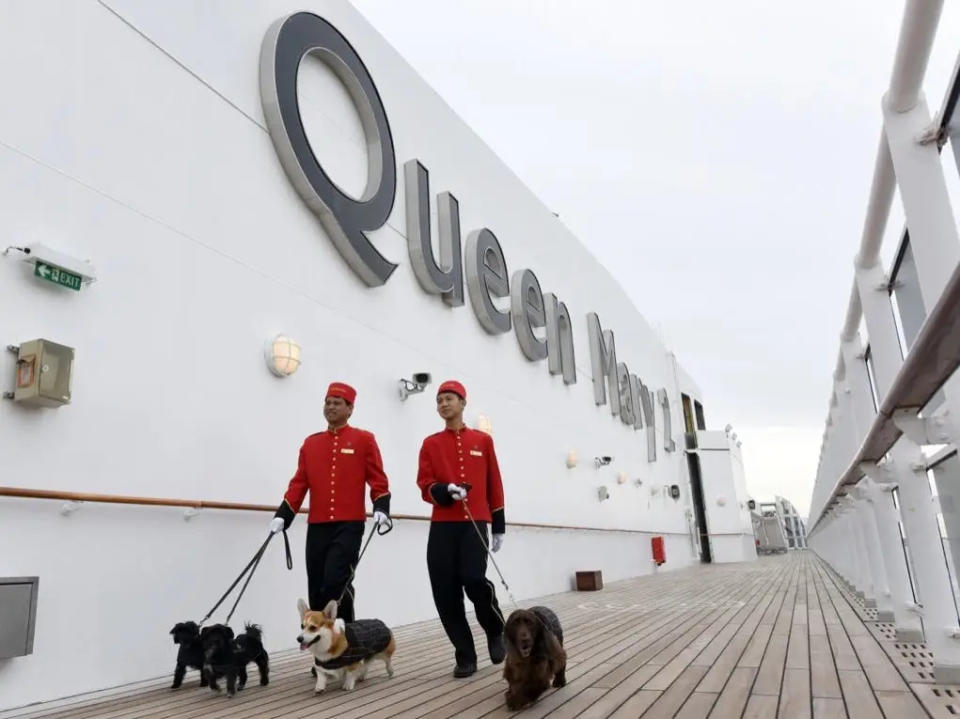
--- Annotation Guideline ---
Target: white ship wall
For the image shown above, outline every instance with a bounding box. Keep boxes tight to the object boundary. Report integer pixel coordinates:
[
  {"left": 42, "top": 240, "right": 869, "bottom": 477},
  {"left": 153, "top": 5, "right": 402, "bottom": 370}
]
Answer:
[{"left": 0, "top": 0, "right": 750, "bottom": 708}]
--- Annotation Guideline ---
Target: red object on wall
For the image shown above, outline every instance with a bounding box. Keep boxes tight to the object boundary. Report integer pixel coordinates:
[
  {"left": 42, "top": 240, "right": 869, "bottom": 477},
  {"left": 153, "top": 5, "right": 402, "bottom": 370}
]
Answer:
[{"left": 652, "top": 536, "right": 666, "bottom": 566}]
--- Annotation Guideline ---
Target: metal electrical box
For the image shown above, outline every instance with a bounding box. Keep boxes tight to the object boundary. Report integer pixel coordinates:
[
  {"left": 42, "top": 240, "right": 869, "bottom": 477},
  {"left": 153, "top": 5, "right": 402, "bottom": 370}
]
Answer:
[
  {"left": 0, "top": 577, "right": 39, "bottom": 658},
  {"left": 10, "top": 339, "right": 74, "bottom": 407}
]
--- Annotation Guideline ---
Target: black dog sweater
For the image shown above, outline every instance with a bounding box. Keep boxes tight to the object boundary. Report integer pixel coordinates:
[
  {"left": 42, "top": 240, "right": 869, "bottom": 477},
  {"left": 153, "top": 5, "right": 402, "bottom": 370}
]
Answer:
[{"left": 316, "top": 619, "right": 392, "bottom": 670}]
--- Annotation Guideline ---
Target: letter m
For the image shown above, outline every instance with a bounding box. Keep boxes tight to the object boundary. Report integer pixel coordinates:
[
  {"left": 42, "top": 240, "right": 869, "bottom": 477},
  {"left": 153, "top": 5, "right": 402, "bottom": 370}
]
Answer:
[{"left": 587, "top": 313, "right": 620, "bottom": 417}]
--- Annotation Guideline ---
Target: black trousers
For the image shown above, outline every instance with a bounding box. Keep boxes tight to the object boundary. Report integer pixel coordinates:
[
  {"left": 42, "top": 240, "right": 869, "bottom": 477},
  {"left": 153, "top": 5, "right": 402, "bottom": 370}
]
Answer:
[
  {"left": 427, "top": 521, "right": 505, "bottom": 665},
  {"left": 306, "top": 521, "right": 364, "bottom": 623}
]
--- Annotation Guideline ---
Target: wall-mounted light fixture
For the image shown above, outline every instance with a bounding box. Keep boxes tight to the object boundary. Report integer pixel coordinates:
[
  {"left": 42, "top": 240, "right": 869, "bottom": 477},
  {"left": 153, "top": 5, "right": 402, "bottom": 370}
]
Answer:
[
  {"left": 669, "top": 484, "right": 681, "bottom": 500},
  {"left": 566, "top": 451, "right": 578, "bottom": 469},
  {"left": 476, "top": 414, "right": 492, "bottom": 434},
  {"left": 264, "top": 334, "right": 301, "bottom": 377},
  {"left": 398, "top": 372, "right": 432, "bottom": 400},
  {"left": 597, "top": 486, "right": 610, "bottom": 502},
  {"left": 594, "top": 456, "right": 612, "bottom": 469},
  {"left": 617, "top": 472, "right": 627, "bottom": 485},
  {"left": 716, "top": 496, "right": 727, "bottom": 507},
  {"left": 747, "top": 499, "right": 757, "bottom": 511}
]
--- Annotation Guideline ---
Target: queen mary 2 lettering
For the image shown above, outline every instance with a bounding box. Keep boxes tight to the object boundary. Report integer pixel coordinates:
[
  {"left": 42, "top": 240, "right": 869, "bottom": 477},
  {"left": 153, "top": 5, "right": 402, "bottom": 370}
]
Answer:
[{"left": 259, "top": 11, "right": 672, "bottom": 460}]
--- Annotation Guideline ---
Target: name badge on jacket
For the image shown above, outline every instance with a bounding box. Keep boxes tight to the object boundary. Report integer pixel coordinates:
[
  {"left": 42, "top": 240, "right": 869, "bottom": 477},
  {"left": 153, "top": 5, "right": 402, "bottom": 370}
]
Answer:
[
  {"left": 340, "top": 448, "right": 355, "bottom": 455},
  {"left": 470, "top": 450, "right": 483, "bottom": 457}
]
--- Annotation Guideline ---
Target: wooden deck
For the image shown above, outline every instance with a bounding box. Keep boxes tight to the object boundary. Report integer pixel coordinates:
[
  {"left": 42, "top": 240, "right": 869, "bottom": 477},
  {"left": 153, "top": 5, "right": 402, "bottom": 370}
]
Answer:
[{"left": 2, "top": 552, "right": 954, "bottom": 718}]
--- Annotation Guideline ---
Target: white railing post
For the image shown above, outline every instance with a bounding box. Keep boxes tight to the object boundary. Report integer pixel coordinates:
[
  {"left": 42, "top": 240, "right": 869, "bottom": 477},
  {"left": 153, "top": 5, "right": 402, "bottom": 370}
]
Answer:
[
  {"left": 829, "top": 507, "right": 858, "bottom": 593},
  {"left": 856, "top": 232, "right": 960, "bottom": 678},
  {"left": 814, "top": 513, "right": 835, "bottom": 568},
  {"left": 856, "top": 473, "right": 924, "bottom": 638},
  {"left": 888, "top": 446, "right": 960, "bottom": 681},
  {"left": 883, "top": 91, "right": 960, "bottom": 600},
  {"left": 841, "top": 494, "right": 877, "bottom": 607},
  {"left": 931, "top": 454, "right": 960, "bottom": 590},
  {"left": 849, "top": 485, "right": 891, "bottom": 616},
  {"left": 842, "top": 500, "right": 872, "bottom": 600}
]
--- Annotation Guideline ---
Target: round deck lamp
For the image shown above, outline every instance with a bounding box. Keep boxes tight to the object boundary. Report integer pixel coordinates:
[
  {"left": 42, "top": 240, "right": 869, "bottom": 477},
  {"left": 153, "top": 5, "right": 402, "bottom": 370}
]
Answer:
[{"left": 265, "top": 334, "right": 301, "bottom": 377}]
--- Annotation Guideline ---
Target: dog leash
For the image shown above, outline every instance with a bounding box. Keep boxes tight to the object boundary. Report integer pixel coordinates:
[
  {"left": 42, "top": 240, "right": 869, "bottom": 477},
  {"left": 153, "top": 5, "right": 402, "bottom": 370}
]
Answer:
[
  {"left": 337, "top": 516, "right": 393, "bottom": 604},
  {"left": 198, "top": 529, "right": 293, "bottom": 627},
  {"left": 461, "top": 501, "right": 520, "bottom": 611}
]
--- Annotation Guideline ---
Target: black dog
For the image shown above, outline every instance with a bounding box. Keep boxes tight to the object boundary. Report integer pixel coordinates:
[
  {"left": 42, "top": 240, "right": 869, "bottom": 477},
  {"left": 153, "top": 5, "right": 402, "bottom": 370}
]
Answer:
[
  {"left": 234, "top": 623, "right": 270, "bottom": 689},
  {"left": 169, "top": 621, "right": 207, "bottom": 689},
  {"left": 503, "top": 606, "right": 566, "bottom": 710},
  {"left": 200, "top": 623, "right": 269, "bottom": 697}
]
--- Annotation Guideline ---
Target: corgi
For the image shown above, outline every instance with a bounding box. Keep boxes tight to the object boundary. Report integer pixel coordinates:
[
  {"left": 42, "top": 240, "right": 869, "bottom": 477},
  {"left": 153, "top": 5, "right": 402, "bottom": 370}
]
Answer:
[{"left": 296, "top": 598, "right": 395, "bottom": 692}]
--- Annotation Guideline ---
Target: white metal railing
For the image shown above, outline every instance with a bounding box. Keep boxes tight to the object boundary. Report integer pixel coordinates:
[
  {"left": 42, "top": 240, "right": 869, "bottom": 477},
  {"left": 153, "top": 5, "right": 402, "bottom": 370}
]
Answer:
[
  {"left": 810, "top": 0, "right": 950, "bottom": 527},
  {"left": 805, "top": 0, "right": 960, "bottom": 684}
]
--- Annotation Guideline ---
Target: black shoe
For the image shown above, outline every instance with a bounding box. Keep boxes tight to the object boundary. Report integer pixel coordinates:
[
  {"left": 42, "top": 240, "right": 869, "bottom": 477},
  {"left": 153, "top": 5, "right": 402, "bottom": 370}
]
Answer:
[
  {"left": 488, "top": 634, "right": 506, "bottom": 665},
  {"left": 453, "top": 662, "right": 477, "bottom": 678}
]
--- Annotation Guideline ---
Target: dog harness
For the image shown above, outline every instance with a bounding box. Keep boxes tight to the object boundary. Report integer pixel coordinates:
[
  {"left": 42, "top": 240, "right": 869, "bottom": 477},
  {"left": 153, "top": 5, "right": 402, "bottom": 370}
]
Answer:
[{"left": 315, "top": 619, "right": 392, "bottom": 670}]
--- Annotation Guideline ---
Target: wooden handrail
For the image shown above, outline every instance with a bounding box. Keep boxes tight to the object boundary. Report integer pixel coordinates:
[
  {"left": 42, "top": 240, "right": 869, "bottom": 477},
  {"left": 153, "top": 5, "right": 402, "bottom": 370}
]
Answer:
[
  {"left": 0, "top": 486, "right": 695, "bottom": 536},
  {"left": 0, "top": 486, "right": 282, "bottom": 513}
]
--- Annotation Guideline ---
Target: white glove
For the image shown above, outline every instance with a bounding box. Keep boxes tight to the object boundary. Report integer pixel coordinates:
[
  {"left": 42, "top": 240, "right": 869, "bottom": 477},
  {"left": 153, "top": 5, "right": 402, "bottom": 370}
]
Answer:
[
  {"left": 491, "top": 533, "right": 504, "bottom": 553},
  {"left": 373, "top": 510, "right": 389, "bottom": 526},
  {"left": 447, "top": 483, "right": 467, "bottom": 501},
  {"left": 269, "top": 517, "right": 285, "bottom": 534}
]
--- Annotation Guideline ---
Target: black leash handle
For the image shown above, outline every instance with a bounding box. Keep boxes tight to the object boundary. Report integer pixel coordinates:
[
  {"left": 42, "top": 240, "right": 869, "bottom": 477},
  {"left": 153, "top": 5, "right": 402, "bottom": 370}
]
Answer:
[
  {"left": 337, "top": 516, "right": 393, "bottom": 604},
  {"left": 198, "top": 529, "right": 292, "bottom": 626},
  {"left": 225, "top": 529, "right": 294, "bottom": 624},
  {"left": 280, "top": 528, "right": 293, "bottom": 569},
  {"left": 226, "top": 543, "right": 268, "bottom": 625}
]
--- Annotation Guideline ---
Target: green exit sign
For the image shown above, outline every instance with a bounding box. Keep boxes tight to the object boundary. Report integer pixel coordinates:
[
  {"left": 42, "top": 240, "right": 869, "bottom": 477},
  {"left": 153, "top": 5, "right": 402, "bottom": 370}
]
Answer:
[{"left": 34, "top": 262, "right": 83, "bottom": 291}]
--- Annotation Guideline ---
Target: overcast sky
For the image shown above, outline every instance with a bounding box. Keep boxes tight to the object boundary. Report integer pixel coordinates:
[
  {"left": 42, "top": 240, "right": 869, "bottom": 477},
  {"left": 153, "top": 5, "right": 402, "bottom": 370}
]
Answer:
[{"left": 351, "top": 0, "right": 960, "bottom": 517}]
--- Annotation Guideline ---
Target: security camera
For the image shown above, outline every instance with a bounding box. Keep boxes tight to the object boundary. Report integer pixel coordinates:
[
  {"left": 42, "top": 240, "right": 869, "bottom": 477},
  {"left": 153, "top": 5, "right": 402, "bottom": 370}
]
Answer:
[
  {"left": 594, "top": 456, "right": 613, "bottom": 468},
  {"left": 398, "top": 372, "right": 432, "bottom": 401}
]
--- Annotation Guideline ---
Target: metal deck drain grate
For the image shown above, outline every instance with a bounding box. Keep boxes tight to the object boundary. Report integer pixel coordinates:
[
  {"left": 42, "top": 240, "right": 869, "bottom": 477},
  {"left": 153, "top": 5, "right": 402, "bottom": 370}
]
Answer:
[
  {"left": 867, "top": 639, "right": 938, "bottom": 683},
  {"left": 911, "top": 683, "right": 960, "bottom": 717},
  {"left": 872, "top": 622, "right": 897, "bottom": 641}
]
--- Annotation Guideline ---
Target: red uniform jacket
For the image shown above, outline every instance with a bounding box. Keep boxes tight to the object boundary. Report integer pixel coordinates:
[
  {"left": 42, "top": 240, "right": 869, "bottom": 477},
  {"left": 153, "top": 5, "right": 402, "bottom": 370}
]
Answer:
[
  {"left": 276, "top": 425, "right": 390, "bottom": 526},
  {"left": 417, "top": 427, "right": 505, "bottom": 533}
]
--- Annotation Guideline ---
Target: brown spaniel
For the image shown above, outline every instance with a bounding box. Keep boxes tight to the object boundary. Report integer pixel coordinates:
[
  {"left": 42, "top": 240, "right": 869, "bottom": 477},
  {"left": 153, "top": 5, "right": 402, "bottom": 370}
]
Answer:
[{"left": 503, "top": 606, "right": 566, "bottom": 710}]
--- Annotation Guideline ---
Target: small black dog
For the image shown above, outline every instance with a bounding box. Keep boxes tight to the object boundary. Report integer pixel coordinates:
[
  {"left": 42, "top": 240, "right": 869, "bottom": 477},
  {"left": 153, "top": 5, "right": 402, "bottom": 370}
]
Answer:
[
  {"left": 234, "top": 624, "right": 270, "bottom": 689},
  {"left": 169, "top": 621, "right": 207, "bottom": 689},
  {"left": 200, "top": 623, "right": 269, "bottom": 697}
]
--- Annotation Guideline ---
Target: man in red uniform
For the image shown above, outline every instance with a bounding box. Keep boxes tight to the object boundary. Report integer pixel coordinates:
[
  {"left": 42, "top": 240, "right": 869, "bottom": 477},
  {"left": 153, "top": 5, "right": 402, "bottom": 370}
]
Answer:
[
  {"left": 417, "top": 380, "right": 506, "bottom": 678},
  {"left": 269, "top": 382, "right": 390, "bottom": 623}
]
